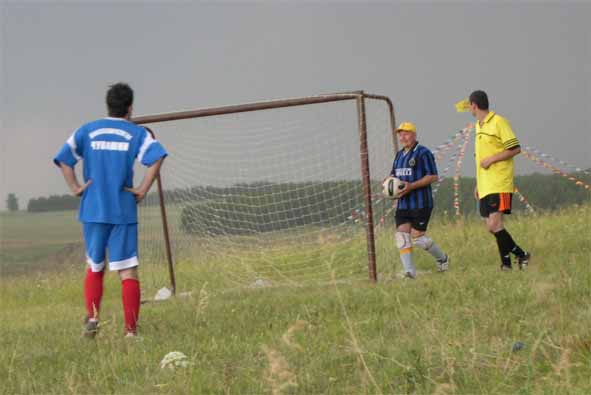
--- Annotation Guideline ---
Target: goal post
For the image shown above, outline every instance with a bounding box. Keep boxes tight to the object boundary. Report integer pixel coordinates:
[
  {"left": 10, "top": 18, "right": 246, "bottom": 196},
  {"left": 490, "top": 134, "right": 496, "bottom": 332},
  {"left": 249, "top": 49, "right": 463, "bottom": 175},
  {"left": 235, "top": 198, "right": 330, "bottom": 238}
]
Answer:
[{"left": 132, "top": 91, "right": 398, "bottom": 293}]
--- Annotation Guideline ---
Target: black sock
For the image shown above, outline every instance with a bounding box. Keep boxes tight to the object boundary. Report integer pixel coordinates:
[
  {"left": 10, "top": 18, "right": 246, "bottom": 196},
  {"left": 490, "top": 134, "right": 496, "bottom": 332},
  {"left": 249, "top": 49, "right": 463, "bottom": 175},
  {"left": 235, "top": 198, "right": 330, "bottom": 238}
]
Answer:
[
  {"left": 493, "top": 229, "right": 513, "bottom": 267},
  {"left": 495, "top": 228, "right": 526, "bottom": 257},
  {"left": 501, "top": 229, "right": 525, "bottom": 258}
]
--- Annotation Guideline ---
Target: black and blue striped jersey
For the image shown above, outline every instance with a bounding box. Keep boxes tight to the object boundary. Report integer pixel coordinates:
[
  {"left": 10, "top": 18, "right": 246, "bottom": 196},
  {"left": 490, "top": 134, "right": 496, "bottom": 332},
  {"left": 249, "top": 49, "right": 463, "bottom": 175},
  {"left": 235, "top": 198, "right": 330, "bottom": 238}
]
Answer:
[{"left": 389, "top": 142, "right": 438, "bottom": 210}]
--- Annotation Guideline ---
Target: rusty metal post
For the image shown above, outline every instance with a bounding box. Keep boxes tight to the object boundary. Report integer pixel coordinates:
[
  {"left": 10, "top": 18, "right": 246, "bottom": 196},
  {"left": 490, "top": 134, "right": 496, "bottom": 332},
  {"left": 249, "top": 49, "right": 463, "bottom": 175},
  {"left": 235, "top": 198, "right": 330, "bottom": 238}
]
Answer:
[
  {"left": 144, "top": 127, "right": 176, "bottom": 295},
  {"left": 363, "top": 94, "right": 398, "bottom": 154},
  {"left": 384, "top": 99, "right": 398, "bottom": 155},
  {"left": 356, "top": 93, "right": 377, "bottom": 283}
]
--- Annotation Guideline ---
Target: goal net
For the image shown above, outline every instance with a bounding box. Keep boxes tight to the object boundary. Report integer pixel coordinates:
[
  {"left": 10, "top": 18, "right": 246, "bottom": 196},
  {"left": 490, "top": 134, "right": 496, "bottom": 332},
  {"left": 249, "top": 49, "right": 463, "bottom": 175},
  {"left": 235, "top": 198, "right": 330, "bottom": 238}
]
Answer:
[{"left": 134, "top": 93, "right": 399, "bottom": 295}]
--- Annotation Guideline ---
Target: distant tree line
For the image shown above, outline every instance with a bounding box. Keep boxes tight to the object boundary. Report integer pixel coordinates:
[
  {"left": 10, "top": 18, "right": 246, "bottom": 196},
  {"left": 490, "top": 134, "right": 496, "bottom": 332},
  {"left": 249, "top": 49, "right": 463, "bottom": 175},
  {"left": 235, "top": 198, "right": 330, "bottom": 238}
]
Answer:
[
  {"left": 180, "top": 181, "right": 364, "bottom": 235},
  {"left": 179, "top": 171, "right": 590, "bottom": 235},
  {"left": 24, "top": 171, "right": 589, "bottom": 219},
  {"left": 6, "top": 193, "right": 19, "bottom": 211},
  {"left": 27, "top": 194, "right": 79, "bottom": 212}
]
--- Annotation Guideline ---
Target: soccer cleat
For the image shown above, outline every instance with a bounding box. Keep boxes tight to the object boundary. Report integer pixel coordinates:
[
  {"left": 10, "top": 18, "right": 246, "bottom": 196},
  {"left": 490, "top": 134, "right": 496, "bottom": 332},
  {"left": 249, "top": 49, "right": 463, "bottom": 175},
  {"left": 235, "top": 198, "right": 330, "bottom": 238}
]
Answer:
[
  {"left": 437, "top": 255, "right": 449, "bottom": 272},
  {"left": 518, "top": 252, "right": 531, "bottom": 271},
  {"left": 82, "top": 317, "right": 99, "bottom": 339},
  {"left": 500, "top": 264, "right": 512, "bottom": 271},
  {"left": 404, "top": 271, "right": 416, "bottom": 279}
]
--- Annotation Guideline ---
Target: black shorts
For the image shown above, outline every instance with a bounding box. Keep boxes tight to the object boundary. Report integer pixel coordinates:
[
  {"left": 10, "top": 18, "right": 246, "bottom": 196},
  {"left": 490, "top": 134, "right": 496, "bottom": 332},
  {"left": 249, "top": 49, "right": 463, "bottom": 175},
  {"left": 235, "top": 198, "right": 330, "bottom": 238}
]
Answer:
[
  {"left": 395, "top": 208, "right": 432, "bottom": 231},
  {"left": 479, "top": 193, "right": 513, "bottom": 218}
]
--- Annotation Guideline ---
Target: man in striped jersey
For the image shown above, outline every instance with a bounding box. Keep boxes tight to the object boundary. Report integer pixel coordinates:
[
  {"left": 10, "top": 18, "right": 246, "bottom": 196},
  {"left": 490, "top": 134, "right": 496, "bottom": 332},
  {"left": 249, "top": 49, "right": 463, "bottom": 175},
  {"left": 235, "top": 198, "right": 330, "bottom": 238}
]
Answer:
[
  {"left": 470, "top": 90, "right": 530, "bottom": 271},
  {"left": 389, "top": 122, "right": 449, "bottom": 279}
]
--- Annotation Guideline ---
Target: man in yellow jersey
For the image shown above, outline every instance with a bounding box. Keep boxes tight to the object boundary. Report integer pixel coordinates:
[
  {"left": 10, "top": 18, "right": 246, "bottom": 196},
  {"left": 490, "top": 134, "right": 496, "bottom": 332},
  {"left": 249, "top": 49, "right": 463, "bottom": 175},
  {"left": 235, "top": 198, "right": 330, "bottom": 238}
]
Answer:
[{"left": 469, "top": 90, "right": 530, "bottom": 271}]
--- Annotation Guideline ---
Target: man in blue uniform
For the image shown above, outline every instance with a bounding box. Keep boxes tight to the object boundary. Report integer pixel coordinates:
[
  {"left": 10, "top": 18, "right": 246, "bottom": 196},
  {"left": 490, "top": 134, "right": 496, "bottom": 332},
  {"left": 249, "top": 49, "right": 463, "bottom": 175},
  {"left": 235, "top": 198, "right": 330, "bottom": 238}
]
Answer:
[
  {"left": 54, "top": 82, "right": 167, "bottom": 337},
  {"left": 389, "top": 122, "right": 449, "bottom": 278}
]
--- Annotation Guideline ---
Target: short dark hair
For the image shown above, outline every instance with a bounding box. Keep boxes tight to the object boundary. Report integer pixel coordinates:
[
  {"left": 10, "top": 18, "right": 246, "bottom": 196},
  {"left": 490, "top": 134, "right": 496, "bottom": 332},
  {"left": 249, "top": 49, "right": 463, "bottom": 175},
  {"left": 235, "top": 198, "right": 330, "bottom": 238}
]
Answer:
[
  {"left": 469, "top": 90, "right": 489, "bottom": 110},
  {"left": 106, "top": 82, "right": 134, "bottom": 117}
]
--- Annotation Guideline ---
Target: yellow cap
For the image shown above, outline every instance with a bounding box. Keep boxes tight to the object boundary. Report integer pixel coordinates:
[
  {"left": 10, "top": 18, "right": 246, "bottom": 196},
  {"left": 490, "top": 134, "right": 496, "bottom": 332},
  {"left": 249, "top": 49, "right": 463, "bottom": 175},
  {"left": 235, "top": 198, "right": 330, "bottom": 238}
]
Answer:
[{"left": 395, "top": 121, "right": 417, "bottom": 133}]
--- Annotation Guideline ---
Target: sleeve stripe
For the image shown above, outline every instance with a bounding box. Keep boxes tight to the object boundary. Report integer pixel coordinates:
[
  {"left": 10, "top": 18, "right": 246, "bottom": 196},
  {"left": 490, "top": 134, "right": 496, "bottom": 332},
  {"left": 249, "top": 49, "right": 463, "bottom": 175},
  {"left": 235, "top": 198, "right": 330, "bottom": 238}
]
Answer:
[
  {"left": 137, "top": 130, "right": 156, "bottom": 163},
  {"left": 504, "top": 141, "right": 520, "bottom": 149},
  {"left": 66, "top": 132, "right": 82, "bottom": 161}
]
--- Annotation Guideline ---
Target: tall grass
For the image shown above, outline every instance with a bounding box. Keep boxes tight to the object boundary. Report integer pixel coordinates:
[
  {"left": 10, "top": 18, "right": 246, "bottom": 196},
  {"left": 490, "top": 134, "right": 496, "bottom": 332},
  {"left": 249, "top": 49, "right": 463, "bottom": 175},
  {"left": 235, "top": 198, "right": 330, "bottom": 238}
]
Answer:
[{"left": 0, "top": 205, "right": 590, "bottom": 394}]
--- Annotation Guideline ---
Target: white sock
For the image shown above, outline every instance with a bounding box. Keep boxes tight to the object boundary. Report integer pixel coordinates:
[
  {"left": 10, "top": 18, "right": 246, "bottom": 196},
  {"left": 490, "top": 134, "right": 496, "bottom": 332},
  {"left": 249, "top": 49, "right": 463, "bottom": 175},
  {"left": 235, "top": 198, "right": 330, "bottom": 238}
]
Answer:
[
  {"left": 413, "top": 235, "right": 447, "bottom": 262},
  {"left": 396, "top": 231, "right": 416, "bottom": 276},
  {"left": 400, "top": 251, "right": 416, "bottom": 277}
]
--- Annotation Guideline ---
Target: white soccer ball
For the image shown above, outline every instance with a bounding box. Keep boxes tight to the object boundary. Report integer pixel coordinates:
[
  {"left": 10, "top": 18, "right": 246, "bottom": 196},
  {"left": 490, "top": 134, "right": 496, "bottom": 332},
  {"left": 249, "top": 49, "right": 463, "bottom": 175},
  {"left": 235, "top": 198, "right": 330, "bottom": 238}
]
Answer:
[
  {"left": 154, "top": 286, "right": 172, "bottom": 301},
  {"left": 160, "top": 351, "right": 189, "bottom": 369},
  {"left": 382, "top": 177, "right": 404, "bottom": 199}
]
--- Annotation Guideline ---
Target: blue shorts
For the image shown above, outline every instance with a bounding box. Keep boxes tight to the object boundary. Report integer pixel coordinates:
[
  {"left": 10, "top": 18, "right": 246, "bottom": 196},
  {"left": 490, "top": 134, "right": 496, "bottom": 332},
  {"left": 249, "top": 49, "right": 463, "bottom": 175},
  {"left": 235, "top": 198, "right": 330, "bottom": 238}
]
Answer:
[{"left": 83, "top": 223, "right": 138, "bottom": 272}]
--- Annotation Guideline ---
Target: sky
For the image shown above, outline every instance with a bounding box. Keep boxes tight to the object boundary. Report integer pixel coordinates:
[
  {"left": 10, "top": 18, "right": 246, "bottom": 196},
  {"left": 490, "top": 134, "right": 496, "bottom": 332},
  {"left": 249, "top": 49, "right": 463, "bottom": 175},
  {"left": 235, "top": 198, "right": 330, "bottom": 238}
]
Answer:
[{"left": 1, "top": 1, "right": 590, "bottom": 208}]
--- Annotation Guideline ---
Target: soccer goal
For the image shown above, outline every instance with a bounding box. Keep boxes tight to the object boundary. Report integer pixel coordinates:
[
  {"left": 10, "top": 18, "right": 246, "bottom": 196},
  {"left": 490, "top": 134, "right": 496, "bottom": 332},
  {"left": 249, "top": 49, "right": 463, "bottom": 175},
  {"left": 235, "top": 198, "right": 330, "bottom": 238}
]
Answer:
[{"left": 132, "top": 91, "right": 399, "bottom": 294}]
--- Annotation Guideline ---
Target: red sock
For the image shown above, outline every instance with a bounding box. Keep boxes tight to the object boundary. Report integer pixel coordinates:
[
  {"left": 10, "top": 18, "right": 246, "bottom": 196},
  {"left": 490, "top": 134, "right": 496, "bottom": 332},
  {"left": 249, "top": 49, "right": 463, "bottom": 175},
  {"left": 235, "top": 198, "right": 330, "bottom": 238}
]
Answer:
[
  {"left": 84, "top": 268, "right": 105, "bottom": 319},
  {"left": 121, "top": 279, "right": 140, "bottom": 333}
]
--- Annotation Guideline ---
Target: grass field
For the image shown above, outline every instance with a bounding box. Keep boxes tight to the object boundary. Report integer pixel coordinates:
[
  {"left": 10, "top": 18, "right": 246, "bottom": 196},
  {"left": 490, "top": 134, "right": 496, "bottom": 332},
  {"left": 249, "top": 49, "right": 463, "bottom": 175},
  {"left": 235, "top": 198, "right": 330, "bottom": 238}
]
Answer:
[
  {"left": 0, "top": 211, "right": 82, "bottom": 275},
  {"left": 1, "top": 205, "right": 590, "bottom": 394}
]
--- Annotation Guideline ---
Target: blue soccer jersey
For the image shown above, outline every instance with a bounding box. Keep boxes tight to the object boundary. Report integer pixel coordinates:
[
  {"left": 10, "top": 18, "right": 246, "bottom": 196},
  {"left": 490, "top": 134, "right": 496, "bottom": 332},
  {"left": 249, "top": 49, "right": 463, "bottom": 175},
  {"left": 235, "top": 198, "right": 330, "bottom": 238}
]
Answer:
[
  {"left": 54, "top": 117, "right": 167, "bottom": 224},
  {"left": 389, "top": 143, "right": 438, "bottom": 210}
]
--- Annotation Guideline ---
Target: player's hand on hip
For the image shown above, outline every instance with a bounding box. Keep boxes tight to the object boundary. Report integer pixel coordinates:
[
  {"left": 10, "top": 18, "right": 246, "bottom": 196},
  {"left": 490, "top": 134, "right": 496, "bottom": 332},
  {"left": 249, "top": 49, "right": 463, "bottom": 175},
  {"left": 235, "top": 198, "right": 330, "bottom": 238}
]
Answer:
[
  {"left": 125, "top": 186, "right": 146, "bottom": 203},
  {"left": 480, "top": 157, "right": 494, "bottom": 169},
  {"left": 474, "top": 185, "right": 479, "bottom": 200},
  {"left": 73, "top": 179, "right": 92, "bottom": 197}
]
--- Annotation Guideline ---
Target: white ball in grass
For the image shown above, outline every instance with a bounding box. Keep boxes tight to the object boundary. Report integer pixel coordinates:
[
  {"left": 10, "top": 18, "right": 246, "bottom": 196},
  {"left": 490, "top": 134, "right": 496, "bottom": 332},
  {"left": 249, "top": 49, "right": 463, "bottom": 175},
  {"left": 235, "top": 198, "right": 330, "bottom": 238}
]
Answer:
[
  {"left": 160, "top": 351, "right": 189, "bottom": 369},
  {"left": 252, "top": 278, "right": 272, "bottom": 288},
  {"left": 154, "top": 287, "right": 172, "bottom": 301}
]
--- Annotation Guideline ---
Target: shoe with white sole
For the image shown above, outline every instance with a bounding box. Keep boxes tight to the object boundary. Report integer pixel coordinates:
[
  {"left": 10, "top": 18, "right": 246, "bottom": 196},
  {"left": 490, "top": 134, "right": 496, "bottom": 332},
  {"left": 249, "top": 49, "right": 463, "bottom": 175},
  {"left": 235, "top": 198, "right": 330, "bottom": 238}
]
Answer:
[
  {"left": 517, "top": 252, "right": 531, "bottom": 271},
  {"left": 437, "top": 255, "right": 450, "bottom": 272}
]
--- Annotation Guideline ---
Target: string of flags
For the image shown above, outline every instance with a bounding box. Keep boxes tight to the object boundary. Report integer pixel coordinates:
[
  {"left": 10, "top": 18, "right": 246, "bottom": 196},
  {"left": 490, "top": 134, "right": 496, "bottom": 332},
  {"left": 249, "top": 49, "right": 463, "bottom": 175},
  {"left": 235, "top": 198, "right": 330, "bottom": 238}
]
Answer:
[
  {"left": 432, "top": 129, "right": 467, "bottom": 159},
  {"left": 522, "top": 150, "right": 590, "bottom": 190},
  {"left": 433, "top": 129, "right": 470, "bottom": 195},
  {"left": 514, "top": 187, "right": 535, "bottom": 214},
  {"left": 452, "top": 128, "right": 472, "bottom": 217},
  {"left": 522, "top": 145, "right": 590, "bottom": 176},
  {"left": 432, "top": 150, "right": 460, "bottom": 195},
  {"left": 349, "top": 122, "right": 590, "bottom": 227}
]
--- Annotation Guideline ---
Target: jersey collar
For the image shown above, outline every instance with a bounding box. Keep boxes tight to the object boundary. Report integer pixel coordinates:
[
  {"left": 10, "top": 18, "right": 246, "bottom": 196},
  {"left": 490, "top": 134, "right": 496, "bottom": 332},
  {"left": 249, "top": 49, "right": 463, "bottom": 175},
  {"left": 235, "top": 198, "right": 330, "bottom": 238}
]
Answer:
[
  {"left": 483, "top": 111, "right": 496, "bottom": 124},
  {"left": 403, "top": 141, "right": 419, "bottom": 154},
  {"left": 104, "top": 116, "right": 131, "bottom": 122}
]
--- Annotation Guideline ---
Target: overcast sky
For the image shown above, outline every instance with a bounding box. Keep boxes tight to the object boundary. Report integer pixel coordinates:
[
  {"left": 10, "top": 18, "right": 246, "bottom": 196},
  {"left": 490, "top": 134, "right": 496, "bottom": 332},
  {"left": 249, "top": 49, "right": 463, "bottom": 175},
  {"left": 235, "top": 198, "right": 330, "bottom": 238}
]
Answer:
[{"left": 1, "top": 1, "right": 589, "bottom": 207}]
